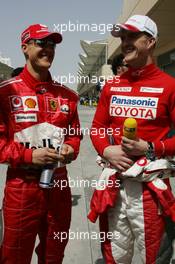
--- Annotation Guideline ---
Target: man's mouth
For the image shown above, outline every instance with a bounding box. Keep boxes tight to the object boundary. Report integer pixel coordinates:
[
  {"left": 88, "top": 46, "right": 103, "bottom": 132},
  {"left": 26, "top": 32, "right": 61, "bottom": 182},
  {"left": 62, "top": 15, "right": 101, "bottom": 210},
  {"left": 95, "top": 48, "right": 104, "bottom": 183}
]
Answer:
[
  {"left": 40, "top": 52, "right": 53, "bottom": 61},
  {"left": 41, "top": 52, "right": 49, "bottom": 58}
]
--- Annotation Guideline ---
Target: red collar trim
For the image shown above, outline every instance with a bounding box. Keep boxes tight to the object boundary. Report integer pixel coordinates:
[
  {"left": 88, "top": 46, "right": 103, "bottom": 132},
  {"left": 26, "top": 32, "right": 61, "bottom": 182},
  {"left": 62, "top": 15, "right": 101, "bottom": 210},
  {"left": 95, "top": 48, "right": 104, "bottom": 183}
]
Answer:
[
  {"left": 127, "top": 63, "right": 159, "bottom": 79},
  {"left": 19, "top": 65, "right": 52, "bottom": 89}
]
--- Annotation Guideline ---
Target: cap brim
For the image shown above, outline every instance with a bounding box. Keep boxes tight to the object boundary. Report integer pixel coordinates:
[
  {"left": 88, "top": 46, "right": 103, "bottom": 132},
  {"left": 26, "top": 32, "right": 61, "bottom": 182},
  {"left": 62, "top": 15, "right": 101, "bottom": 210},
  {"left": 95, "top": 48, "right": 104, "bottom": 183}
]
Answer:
[
  {"left": 47, "top": 32, "right": 62, "bottom": 44},
  {"left": 111, "top": 23, "right": 140, "bottom": 38},
  {"left": 33, "top": 32, "right": 62, "bottom": 44}
]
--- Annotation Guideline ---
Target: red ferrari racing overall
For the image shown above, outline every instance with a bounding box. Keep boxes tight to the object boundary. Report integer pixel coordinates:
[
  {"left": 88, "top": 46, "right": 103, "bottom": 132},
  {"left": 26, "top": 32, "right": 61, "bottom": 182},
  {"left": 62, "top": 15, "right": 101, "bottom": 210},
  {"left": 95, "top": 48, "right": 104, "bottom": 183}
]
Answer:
[{"left": 0, "top": 66, "right": 81, "bottom": 264}]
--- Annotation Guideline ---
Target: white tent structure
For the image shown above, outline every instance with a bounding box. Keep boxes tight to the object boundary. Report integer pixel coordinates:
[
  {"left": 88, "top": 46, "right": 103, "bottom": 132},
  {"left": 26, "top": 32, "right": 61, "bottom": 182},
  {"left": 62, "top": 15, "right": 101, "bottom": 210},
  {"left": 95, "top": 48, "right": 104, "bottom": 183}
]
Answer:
[{"left": 77, "top": 40, "right": 108, "bottom": 96}]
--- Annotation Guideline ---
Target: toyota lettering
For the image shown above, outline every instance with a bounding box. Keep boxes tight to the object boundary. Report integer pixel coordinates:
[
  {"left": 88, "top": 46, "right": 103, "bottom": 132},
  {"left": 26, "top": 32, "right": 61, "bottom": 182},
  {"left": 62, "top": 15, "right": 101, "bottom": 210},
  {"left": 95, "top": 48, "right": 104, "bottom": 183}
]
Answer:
[{"left": 110, "top": 95, "right": 158, "bottom": 119}]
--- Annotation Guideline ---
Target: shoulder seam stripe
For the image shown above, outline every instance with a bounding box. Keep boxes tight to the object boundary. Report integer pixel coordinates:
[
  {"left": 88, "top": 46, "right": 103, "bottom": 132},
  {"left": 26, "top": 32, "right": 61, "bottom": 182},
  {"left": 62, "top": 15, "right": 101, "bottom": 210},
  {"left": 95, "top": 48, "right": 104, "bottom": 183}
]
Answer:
[{"left": 0, "top": 79, "right": 23, "bottom": 88}]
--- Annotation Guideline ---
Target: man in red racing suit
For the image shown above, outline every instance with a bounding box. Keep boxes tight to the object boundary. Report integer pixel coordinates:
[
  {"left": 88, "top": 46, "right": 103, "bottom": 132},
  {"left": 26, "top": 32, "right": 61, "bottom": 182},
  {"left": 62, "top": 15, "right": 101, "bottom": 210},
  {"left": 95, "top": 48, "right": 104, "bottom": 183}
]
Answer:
[
  {"left": 91, "top": 15, "right": 175, "bottom": 263},
  {"left": 0, "top": 24, "right": 81, "bottom": 264}
]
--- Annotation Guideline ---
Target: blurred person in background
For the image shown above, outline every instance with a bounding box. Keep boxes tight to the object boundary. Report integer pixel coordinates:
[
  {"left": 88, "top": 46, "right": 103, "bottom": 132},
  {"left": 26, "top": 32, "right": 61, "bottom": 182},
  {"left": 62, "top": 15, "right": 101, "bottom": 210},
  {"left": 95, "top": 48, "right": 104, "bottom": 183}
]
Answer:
[{"left": 111, "top": 53, "right": 128, "bottom": 76}]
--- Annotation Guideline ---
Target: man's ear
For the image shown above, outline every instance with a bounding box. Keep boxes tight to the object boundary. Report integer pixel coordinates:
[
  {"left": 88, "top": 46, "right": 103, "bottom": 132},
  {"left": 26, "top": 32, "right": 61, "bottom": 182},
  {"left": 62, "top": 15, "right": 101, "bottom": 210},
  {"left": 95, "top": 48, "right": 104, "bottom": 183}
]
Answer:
[
  {"left": 21, "top": 44, "right": 28, "bottom": 55},
  {"left": 147, "top": 37, "right": 156, "bottom": 50}
]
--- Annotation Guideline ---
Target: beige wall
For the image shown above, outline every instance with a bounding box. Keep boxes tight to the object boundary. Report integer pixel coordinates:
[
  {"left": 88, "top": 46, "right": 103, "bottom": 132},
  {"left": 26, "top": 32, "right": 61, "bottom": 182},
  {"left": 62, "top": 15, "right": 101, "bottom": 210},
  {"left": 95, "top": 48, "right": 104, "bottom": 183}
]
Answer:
[
  {"left": 78, "top": 0, "right": 175, "bottom": 95},
  {"left": 120, "top": 0, "right": 158, "bottom": 22},
  {"left": 108, "top": 0, "right": 171, "bottom": 59},
  {"left": 155, "top": 40, "right": 175, "bottom": 57}
]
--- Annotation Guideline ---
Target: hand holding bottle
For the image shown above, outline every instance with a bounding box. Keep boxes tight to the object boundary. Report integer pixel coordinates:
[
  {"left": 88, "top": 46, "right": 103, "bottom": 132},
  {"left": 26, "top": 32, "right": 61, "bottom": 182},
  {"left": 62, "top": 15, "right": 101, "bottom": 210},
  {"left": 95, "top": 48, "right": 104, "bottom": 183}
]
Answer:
[{"left": 121, "top": 118, "right": 148, "bottom": 156}]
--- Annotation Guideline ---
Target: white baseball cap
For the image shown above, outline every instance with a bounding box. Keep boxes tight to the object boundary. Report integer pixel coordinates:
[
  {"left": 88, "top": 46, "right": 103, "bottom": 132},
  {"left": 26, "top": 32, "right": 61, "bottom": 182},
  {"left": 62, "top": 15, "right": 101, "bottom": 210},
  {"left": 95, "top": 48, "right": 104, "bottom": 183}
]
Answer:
[{"left": 111, "top": 15, "right": 158, "bottom": 39}]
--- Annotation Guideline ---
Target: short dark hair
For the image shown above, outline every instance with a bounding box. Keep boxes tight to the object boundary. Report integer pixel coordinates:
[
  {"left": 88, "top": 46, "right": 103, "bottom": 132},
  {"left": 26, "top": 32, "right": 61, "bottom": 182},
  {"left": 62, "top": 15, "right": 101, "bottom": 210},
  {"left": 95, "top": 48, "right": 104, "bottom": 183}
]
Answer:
[{"left": 111, "top": 54, "right": 124, "bottom": 75}]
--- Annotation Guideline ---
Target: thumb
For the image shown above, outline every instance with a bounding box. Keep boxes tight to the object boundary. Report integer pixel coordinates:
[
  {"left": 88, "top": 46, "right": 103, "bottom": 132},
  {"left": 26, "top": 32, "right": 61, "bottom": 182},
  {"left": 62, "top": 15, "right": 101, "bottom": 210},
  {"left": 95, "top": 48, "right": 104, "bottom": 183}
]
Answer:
[
  {"left": 60, "top": 144, "right": 68, "bottom": 155},
  {"left": 48, "top": 148, "right": 57, "bottom": 153}
]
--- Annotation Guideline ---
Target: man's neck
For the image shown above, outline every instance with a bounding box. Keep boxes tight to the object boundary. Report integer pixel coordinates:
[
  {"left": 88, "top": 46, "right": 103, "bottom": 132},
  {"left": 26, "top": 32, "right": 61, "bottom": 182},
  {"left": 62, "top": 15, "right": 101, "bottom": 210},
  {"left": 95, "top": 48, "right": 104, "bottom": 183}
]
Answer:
[
  {"left": 26, "top": 63, "right": 49, "bottom": 82},
  {"left": 143, "top": 56, "right": 154, "bottom": 68}
]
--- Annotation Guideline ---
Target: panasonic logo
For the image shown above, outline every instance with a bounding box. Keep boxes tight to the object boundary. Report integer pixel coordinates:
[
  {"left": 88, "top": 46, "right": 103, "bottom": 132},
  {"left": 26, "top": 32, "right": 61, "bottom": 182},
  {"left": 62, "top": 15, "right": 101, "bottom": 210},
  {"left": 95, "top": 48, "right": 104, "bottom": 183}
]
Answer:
[{"left": 111, "top": 95, "right": 158, "bottom": 107}]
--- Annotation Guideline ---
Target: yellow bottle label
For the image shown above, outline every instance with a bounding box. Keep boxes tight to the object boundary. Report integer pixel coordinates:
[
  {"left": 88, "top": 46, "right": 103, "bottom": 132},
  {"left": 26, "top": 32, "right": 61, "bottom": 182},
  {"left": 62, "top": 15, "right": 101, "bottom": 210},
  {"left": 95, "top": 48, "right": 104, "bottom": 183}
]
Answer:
[{"left": 123, "top": 118, "right": 137, "bottom": 139}]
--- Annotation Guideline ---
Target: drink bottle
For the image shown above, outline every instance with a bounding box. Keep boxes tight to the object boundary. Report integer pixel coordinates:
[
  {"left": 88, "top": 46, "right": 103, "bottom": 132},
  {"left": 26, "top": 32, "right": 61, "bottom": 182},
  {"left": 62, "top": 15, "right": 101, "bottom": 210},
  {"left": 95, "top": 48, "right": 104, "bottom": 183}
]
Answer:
[
  {"left": 39, "top": 164, "right": 55, "bottom": 188},
  {"left": 123, "top": 118, "right": 137, "bottom": 139},
  {"left": 39, "top": 145, "right": 61, "bottom": 188}
]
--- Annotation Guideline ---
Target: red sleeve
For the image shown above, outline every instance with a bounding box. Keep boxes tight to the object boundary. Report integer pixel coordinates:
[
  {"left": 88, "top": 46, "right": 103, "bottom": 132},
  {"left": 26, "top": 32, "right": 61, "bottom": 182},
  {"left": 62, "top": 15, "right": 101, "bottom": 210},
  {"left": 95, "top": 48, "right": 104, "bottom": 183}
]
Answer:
[
  {"left": 64, "top": 101, "right": 81, "bottom": 160},
  {"left": 154, "top": 86, "right": 175, "bottom": 156},
  {"left": 0, "top": 111, "right": 33, "bottom": 167},
  {"left": 90, "top": 84, "right": 111, "bottom": 156}
]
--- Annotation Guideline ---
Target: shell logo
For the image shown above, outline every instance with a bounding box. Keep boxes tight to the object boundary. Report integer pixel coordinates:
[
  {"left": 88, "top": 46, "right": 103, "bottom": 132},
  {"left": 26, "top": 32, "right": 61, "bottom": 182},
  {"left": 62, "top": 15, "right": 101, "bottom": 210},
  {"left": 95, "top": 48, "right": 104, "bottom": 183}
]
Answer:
[{"left": 25, "top": 98, "right": 36, "bottom": 108}]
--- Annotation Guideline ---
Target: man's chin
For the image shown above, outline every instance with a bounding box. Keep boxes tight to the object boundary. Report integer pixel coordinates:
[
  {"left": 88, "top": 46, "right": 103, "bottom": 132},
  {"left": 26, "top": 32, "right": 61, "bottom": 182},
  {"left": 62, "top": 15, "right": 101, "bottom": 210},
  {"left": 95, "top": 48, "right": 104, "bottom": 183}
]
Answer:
[
  {"left": 123, "top": 54, "right": 140, "bottom": 68},
  {"left": 39, "top": 62, "right": 52, "bottom": 69},
  {"left": 124, "top": 53, "right": 136, "bottom": 63}
]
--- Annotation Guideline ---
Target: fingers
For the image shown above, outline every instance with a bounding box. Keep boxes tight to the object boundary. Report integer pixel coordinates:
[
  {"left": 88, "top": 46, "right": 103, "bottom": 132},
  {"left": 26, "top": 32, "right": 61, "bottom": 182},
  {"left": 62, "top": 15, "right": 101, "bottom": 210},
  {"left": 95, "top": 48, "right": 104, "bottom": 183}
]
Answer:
[
  {"left": 122, "top": 156, "right": 133, "bottom": 164},
  {"left": 32, "top": 145, "right": 75, "bottom": 166},
  {"left": 59, "top": 144, "right": 74, "bottom": 164},
  {"left": 45, "top": 149, "right": 60, "bottom": 162},
  {"left": 47, "top": 148, "right": 58, "bottom": 153},
  {"left": 121, "top": 136, "right": 132, "bottom": 144},
  {"left": 122, "top": 146, "right": 133, "bottom": 154},
  {"left": 45, "top": 155, "right": 59, "bottom": 163},
  {"left": 42, "top": 146, "right": 74, "bottom": 165},
  {"left": 109, "top": 153, "right": 133, "bottom": 171},
  {"left": 120, "top": 161, "right": 132, "bottom": 169},
  {"left": 121, "top": 137, "right": 133, "bottom": 148},
  {"left": 115, "top": 161, "right": 132, "bottom": 171},
  {"left": 110, "top": 157, "right": 133, "bottom": 171},
  {"left": 121, "top": 137, "right": 135, "bottom": 154},
  {"left": 60, "top": 144, "right": 69, "bottom": 155},
  {"left": 32, "top": 148, "right": 60, "bottom": 165},
  {"left": 60, "top": 144, "right": 74, "bottom": 155},
  {"left": 116, "top": 164, "right": 129, "bottom": 172}
]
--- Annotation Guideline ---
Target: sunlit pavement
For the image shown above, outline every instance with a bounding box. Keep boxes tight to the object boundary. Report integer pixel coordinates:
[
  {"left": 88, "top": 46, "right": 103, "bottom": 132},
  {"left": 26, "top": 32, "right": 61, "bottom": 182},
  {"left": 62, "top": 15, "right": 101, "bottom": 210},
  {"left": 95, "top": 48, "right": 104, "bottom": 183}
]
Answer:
[
  {"left": 63, "top": 106, "right": 103, "bottom": 264},
  {"left": 0, "top": 105, "right": 174, "bottom": 263}
]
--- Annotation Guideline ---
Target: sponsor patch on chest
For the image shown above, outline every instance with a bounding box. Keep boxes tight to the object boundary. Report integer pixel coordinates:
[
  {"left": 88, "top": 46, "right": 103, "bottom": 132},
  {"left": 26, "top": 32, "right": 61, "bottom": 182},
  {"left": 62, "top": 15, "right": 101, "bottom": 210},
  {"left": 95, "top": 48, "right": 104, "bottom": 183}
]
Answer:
[
  {"left": 46, "top": 97, "right": 69, "bottom": 113},
  {"left": 110, "top": 87, "right": 132, "bottom": 92},
  {"left": 46, "top": 97, "right": 59, "bottom": 112},
  {"left": 140, "top": 87, "right": 164, "bottom": 93},
  {"left": 59, "top": 98, "right": 69, "bottom": 114},
  {"left": 110, "top": 95, "right": 159, "bottom": 119},
  {"left": 10, "top": 96, "right": 39, "bottom": 112},
  {"left": 15, "top": 113, "right": 37, "bottom": 122}
]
